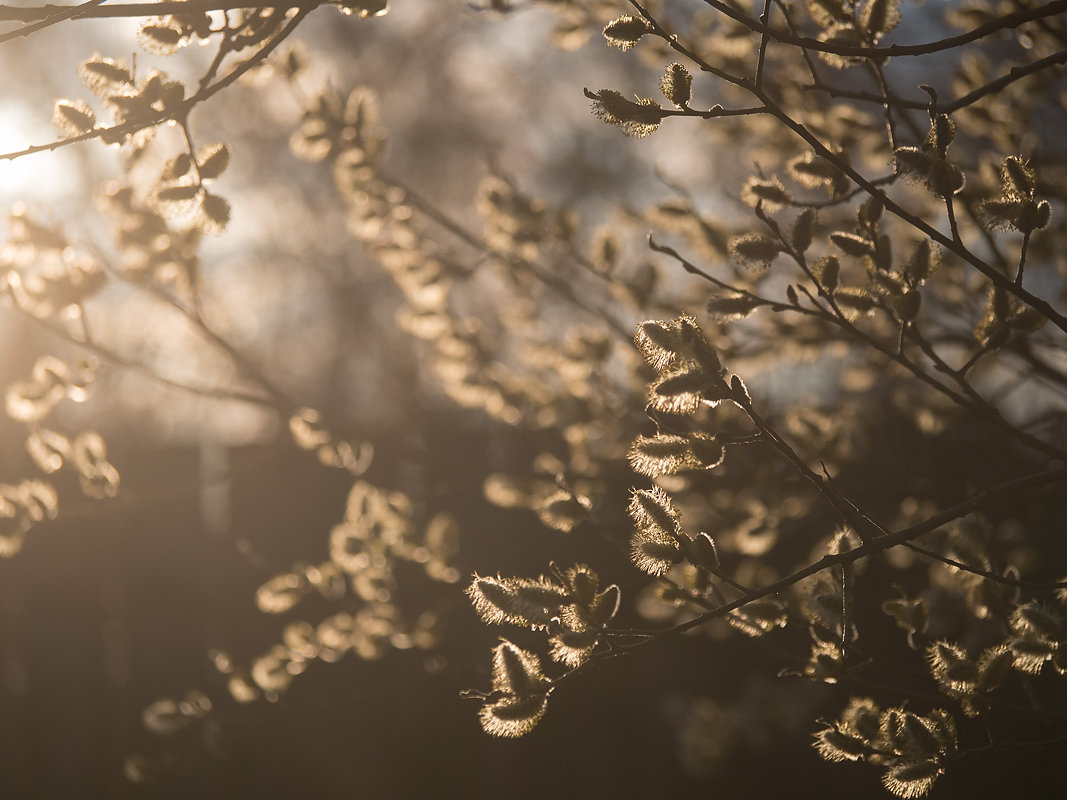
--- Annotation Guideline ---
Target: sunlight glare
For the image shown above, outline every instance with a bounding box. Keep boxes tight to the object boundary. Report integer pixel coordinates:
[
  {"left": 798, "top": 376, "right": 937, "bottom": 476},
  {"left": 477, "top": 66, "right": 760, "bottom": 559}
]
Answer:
[{"left": 0, "top": 102, "right": 82, "bottom": 200}]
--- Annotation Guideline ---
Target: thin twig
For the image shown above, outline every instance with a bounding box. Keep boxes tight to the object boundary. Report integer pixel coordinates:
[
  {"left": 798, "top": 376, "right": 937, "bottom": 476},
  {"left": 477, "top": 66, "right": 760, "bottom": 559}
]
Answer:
[
  {"left": 946, "top": 48, "right": 1067, "bottom": 113},
  {"left": 730, "top": 382, "right": 883, "bottom": 541},
  {"left": 1016, "top": 230, "right": 1032, "bottom": 286},
  {"left": 805, "top": 49, "right": 1067, "bottom": 114},
  {"left": 0, "top": 0, "right": 107, "bottom": 47},
  {"left": 754, "top": 0, "right": 772, "bottom": 89},
  {"left": 656, "top": 467, "right": 1067, "bottom": 637},
  {"left": 12, "top": 301, "right": 277, "bottom": 407},
  {"left": 902, "top": 541, "right": 1067, "bottom": 591},
  {"left": 945, "top": 195, "right": 961, "bottom": 243},
  {"left": 637, "top": 4, "right": 1067, "bottom": 335},
  {"left": 383, "top": 172, "right": 634, "bottom": 341},
  {"left": 0, "top": 7, "right": 312, "bottom": 162},
  {"left": 696, "top": 0, "right": 1067, "bottom": 59},
  {"left": 652, "top": 237, "right": 1067, "bottom": 462},
  {"left": 0, "top": 0, "right": 325, "bottom": 23},
  {"left": 865, "top": 59, "right": 898, "bottom": 152}
]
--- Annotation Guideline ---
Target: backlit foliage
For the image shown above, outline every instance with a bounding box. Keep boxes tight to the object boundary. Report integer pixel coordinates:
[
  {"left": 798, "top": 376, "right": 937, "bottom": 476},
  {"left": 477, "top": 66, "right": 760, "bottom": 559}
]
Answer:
[
  {"left": 456, "top": 0, "right": 1067, "bottom": 795},
  {"left": 1, "top": 0, "right": 1066, "bottom": 796}
]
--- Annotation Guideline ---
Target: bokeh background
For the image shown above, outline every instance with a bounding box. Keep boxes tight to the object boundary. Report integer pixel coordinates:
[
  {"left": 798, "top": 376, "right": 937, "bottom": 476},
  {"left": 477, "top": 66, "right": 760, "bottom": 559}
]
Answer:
[{"left": 0, "top": 1, "right": 1065, "bottom": 797}]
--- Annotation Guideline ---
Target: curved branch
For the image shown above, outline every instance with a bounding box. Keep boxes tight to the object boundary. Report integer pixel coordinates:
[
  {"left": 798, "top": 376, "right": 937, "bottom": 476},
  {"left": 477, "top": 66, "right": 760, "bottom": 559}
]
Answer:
[
  {"left": 0, "top": 0, "right": 326, "bottom": 23},
  {"left": 756, "top": 100, "right": 1067, "bottom": 336},
  {"left": 807, "top": 49, "right": 1067, "bottom": 115},
  {"left": 0, "top": 5, "right": 311, "bottom": 163},
  {"left": 698, "top": 0, "right": 1067, "bottom": 59},
  {"left": 661, "top": 467, "right": 1067, "bottom": 638},
  {"left": 13, "top": 303, "right": 279, "bottom": 408},
  {"left": 650, "top": 238, "right": 1067, "bottom": 462},
  {"left": 630, "top": 0, "right": 1067, "bottom": 335},
  {"left": 382, "top": 172, "right": 634, "bottom": 341},
  {"left": 901, "top": 541, "right": 1065, "bottom": 590},
  {"left": 946, "top": 48, "right": 1067, "bottom": 113}
]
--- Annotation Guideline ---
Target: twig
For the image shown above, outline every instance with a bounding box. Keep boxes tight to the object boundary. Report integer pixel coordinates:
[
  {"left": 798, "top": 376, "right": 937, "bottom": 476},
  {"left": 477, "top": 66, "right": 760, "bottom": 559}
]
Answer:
[
  {"left": 0, "top": 0, "right": 325, "bottom": 23},
  {"left": 0, "top": 6, "right": 312, "bottom": 162},
  {"left": 657, "top": 467, "right": 1067, "bottom": 637},
  {"left": 730, "top": 381, "right": 883, "bottom": 541},
  {"left": 754, "top": 0, "right": 772, "bottom": 89},
  {"left": 12, "top": 302, "right": 277, "bottom": 408},
  {"left": 382, "top": 172, "right": 634, "bottom": 341},
  {"left": 1016, "top": 230, "right": 1032, "bottom": 286},
  {"left": 757, "top": 100, "right": 1067, "bottom": 335},
  {"left": 695, "top": 0, "right": 1067, "bottom": 59},
  {"left": 636, "top": 3, "right": 1067, "bottom": 335},
  {"left": 0, "top": 0, "right": 107, "bottom": 47},
  {"left": 901, "top": 541, "right": 1067, "bottom": 591},
  {"left": 946, "top": 48, "right": 1067, "bottom": 113},
  {"left": 865, "top": 59, "right": 898, "bottom": 152},
  {"left": 805, "top": 49, "right": 1067, "bottom": 115}
]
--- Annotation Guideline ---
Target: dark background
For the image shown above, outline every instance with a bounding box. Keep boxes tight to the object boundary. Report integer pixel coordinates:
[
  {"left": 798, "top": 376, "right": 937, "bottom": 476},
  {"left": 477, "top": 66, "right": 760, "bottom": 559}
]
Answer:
[{"left": 1, "top": 418, "right": 1064, "bottom": 799}]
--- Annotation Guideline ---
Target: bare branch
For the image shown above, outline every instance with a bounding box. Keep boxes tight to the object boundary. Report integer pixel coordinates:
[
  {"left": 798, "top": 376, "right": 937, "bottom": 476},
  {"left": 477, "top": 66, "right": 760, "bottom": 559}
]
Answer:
[{"left": 698, "top": 0, "right": 1067, "bottom": 59}]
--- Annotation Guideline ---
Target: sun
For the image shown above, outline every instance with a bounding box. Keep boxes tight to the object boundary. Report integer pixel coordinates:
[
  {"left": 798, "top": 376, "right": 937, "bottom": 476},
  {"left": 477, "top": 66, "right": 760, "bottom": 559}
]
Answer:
[{"left": 0, "top": 99, "right": 91, "bottom": 202}]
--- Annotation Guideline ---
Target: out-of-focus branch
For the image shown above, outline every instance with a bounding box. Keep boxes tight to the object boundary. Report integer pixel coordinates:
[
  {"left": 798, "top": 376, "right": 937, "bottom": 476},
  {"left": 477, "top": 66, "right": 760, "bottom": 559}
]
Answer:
[
  {"left": 382, "top": 173, "right": 635, "bottom": 341},
  {"left": 0, "top": 6, "right": 312, "bottom": 162},
  {"left": 12, "top": 302, "right": 278, "bottom": 408},
  {"left": 0, "top": 0, "right": 106, "bottom": 46},
  {"left": 0, "top": 0, "right": 326, "bottom": 23}
]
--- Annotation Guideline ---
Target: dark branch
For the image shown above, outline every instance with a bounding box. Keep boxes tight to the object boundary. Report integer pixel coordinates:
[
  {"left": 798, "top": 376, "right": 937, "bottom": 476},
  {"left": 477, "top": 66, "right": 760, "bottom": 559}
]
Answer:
[
  {"left": 698, "top": 0, "right": 1067, "bottom": 59},
  {"left": 0, "top": 0, "right": 327, "bottom": 23}
]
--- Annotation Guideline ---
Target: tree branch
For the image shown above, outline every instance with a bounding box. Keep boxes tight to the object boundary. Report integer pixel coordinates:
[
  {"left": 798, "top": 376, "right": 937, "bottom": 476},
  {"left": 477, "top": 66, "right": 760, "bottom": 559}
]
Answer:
[
  {"left": 697, "top": 0, "right": 1067, "bottom": 59},
  {"left": 0, "top": 0, "right": 106, "bottom": 47},
  {"left": 0, "top": 6, "right": 312, "bottom": 162},
  {"left": 0, "top": 0, "right": 326, "bottom": 23},
  {"left": 659, "top": 467, "right": 1067, "bottom": 637},
  {"left": 635, "top": 2, "right": 1067, "bottom": 335}
]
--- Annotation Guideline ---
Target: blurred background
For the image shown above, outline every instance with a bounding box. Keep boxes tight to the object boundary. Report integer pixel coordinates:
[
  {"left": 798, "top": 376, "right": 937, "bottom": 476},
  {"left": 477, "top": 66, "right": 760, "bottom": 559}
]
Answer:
[{"left": 0, "top": 0, "right": 1065, "bottom": 797}]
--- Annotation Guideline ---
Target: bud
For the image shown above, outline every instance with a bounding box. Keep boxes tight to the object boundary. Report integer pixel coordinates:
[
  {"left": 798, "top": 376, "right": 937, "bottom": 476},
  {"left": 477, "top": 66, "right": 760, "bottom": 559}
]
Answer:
[
  {"left": 729, "top": 234, "right": 781, "bottom": 269},
  {"left": 628, "top": 486, "right": 681, "bottom": 537},
  {"left": 925, "top": 113, "right": 956, "bottom": 155},
  {"left": 813, "top": 727, "right": 868, "bottom": 762},
  {"left": 893, "top": 146, "right": 933, "bottom": 182},
  {"left": 491, "top": 640, "right": 548, "bottom": 697},
  {"left": 859, "top": 0, "right": 902, "bottom": 37},
  {"left": 791, "top": 208, "right": 817, "bottom": 253},
  {"left": 742, "top": 177, "right": 792, "bottom": 212},
  {"left": 52, "top": 100, "right": 96, "bottom": 137},
  {"left": 834, "top": 288, "right": 876, "bottom": 320},
  {"left": 926, "top": 158, "right": 965, "bottom": 198},
  {"left": 197, "top": 143, "right": 231, "bottom": 180},
  {"left": 659, "top": 63, "right": 692, "bottom": 108},
  {"left": 1000, "top": 155, "right": 1036, "bottom": 199},
  {"left": 707, "top": 293, "right": 761, "bottom": 321},
  {"left": 688, "top": 434, "right": 724, "bottom": 469},
  {"left": 585, "top": 89, "right": 664, "bottom": 137},
  {"left": 813, "top": 255, "right": 840, "bottom": 293},
  {"left": 602, "top": 15, "right": 650, "bottom": 50},
  {"left": 686, "top": 532, "right": 719, "bottom": 570},
  {"left": 139, "top": 19, "right": 185, "bottom": 55},
  {"left": 830, "top": 231, "right": 875, "bottom": 258},
  {"left": 905, "top": 239, "right": 941, "bottom": 282},
  {"left": 891, "top": 289, "right": 921, "bottom": 320},
  {"left": 635, "top": 319, "right": 679, "bottom": 370},
  {"left": 628, "top": 434, "right": 692, "bottom": 477}
]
